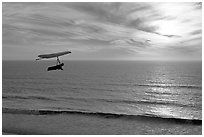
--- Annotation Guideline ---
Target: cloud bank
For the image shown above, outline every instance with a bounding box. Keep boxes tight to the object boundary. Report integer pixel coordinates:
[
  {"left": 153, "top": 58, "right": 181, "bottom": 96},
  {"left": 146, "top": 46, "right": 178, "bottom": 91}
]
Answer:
[{"left": 2, "top": 2, "right": 202, "bottom": 60}]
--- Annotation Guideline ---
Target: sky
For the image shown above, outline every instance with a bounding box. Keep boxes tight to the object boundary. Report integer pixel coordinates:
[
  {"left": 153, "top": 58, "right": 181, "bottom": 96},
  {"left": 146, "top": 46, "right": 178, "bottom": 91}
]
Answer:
[{"left": 2, "top": 2, "right": 202, "bottom": 60}]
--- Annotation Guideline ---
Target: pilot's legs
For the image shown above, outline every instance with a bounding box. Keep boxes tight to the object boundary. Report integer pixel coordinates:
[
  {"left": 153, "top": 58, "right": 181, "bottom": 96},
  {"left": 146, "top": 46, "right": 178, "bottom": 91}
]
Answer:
[
  {"left": 56, "top": 57, "right": 61, "bottom": 65},
  {"left": 58, "top": 65, "right": 63, "bottom": 70}
]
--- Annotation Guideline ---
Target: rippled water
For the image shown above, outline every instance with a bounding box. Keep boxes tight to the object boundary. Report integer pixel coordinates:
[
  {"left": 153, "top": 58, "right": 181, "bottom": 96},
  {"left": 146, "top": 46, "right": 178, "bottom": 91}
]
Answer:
[{"left": 2, "top": 60, "right": 202, "bottom": 120}]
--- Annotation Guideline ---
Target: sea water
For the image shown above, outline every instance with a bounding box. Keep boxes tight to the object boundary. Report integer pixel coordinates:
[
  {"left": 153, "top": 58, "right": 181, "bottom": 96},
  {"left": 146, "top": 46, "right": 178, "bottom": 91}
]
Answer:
[{"left": 2, "top": 60, "right": 202, "bottom": 121}]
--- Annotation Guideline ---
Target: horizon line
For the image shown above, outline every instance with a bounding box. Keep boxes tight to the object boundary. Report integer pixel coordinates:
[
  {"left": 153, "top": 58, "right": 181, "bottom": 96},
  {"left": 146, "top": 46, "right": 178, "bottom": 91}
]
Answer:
[{"left": 2, "top": 59, "right": 202, "bottom": 62}]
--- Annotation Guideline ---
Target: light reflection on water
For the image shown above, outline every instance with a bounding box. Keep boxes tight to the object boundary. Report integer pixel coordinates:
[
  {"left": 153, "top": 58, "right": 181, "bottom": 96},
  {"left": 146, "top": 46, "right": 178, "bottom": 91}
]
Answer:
[
  {"left": 148, "top": 104, "right": 201, "bottom": 120},
  {"left": 3, "top": 61, "right": 202, "bottom": 120},
  {"left": 135, "top": 62, "right": 202, "bottom": 120}
]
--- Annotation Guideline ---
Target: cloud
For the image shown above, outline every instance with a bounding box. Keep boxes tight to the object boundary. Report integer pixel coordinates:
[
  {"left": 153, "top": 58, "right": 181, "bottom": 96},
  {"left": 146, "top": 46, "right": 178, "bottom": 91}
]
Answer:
[
  {"left": 2, "top": 2, "right": 202, "bottom": 60},
  {"left": 190, "top": 29, "right": 202, "bottom": 35}
]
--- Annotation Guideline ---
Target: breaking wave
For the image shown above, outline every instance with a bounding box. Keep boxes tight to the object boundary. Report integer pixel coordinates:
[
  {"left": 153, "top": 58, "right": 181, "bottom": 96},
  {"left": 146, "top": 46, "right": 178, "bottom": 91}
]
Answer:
[{"left": 3, "top": 107, "right": 201, "bottom": 125}]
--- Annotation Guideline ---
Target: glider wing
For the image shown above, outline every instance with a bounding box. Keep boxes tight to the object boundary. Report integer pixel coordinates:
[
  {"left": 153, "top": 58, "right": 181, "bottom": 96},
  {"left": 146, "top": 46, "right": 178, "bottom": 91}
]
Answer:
[{"left": 37, "top": 51, "right": 71, "bottom": 59}]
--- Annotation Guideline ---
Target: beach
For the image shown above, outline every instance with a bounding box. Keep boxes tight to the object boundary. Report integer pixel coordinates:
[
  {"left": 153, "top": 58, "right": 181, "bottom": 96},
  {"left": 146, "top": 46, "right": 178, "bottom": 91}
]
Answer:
[{"left": 2, "top": 111, "right": 202, "bottom": 135}]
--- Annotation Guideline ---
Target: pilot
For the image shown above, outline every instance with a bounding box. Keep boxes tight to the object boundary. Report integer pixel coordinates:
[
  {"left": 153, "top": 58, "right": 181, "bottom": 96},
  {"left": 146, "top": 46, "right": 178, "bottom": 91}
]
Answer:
[{"left": 47, "top": 63, "right": 64, "bottom": 71}]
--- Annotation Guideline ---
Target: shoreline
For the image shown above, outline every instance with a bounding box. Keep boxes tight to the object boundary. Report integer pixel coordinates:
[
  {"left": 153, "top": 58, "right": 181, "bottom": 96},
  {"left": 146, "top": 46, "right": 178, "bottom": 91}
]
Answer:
[
  {"left": 2, "top": 112, "right": 202, "bottom": 135},
  {"left": 2, "top": 107, "right": 202, "bottom": 125}
]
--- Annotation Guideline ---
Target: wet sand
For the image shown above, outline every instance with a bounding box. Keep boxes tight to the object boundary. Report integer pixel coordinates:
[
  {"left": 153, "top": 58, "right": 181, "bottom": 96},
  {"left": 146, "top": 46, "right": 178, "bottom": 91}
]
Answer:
[{"left": 2, "top": 113, "right": 202, "bottom": 135}]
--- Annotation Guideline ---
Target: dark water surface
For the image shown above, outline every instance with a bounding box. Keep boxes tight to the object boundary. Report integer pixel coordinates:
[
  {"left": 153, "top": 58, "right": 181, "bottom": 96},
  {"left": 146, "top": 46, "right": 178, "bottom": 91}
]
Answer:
[{"left": 2, "top": 60, "right": 202, "bottom": 122}]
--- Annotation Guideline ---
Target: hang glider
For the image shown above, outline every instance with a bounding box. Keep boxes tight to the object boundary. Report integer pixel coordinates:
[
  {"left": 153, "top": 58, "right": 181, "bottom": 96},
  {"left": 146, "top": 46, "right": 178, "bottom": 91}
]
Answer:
[
  {"left": 36, "top": 51, "right": 71, "bottom": 59},
  {"left": 36, "top": 50, "right": 71, "bottom": 71}
]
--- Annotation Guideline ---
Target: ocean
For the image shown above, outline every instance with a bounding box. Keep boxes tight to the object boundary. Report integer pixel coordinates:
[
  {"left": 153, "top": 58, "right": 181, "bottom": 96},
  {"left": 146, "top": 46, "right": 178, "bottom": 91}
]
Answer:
[{"left": 2, "top": 60, "right": 202, "bottom": 134}]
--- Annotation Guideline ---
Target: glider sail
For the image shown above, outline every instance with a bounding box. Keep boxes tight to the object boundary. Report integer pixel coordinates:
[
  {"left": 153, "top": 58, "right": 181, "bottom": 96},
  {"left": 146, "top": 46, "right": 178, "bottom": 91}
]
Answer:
[{"left": 37, "top": 51, "right": 71, "bottom": 59}]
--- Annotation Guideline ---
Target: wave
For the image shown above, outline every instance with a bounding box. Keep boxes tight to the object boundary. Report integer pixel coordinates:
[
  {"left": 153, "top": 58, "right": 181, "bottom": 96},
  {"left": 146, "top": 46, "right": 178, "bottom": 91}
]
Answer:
[
  {"left": 58, "top": 96, "right": 198, "bottom": 108},
  {"left": 105, "top": 83, "right": 202, "bottom": 89},
  {"left": 101, "top": 98, "right": 198, "bottom": 108},
  {"left": 134, "top": 84, "right": 202, "bottom": 89},
  {"left": 2, "top": 95, "right": 56, "bottom": 101},
  {"left": 3, "top": 107, "right": 201, "bottom": 125},
  {"left": 3, "top": 95, "right": 198, "bottom": 108}
]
